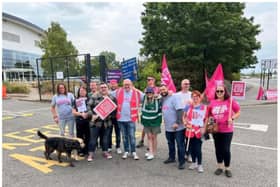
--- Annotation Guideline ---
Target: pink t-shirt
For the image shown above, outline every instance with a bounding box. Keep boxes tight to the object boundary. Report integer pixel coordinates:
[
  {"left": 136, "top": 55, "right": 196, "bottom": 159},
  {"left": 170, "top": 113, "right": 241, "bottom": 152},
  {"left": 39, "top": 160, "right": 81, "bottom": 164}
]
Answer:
[{"left": 207, "top": 99, "right": 240, "bottom": 133}]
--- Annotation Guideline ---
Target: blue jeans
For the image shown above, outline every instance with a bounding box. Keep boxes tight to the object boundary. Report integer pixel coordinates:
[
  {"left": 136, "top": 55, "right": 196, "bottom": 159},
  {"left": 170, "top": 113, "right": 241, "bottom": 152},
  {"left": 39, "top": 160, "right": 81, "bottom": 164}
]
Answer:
[
  {"left": 88, "top": 125, "right": 111, "bottom": 152},
  {"left": 59, "top": 118, "right": 75, "bottom": 136},
  {"left": 165, "top": 129, "right": 186, "bottom": 165},
  {"left": 118, "top": 121, "right": 136, "bottom": 153}
]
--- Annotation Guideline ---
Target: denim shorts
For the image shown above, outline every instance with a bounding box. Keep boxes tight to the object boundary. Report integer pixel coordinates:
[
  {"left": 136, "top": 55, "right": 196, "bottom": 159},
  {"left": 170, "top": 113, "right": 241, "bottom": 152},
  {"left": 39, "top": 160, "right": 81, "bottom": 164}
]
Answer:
[{"left": 144, "top": 126, "right": 161, "bottom": 135}]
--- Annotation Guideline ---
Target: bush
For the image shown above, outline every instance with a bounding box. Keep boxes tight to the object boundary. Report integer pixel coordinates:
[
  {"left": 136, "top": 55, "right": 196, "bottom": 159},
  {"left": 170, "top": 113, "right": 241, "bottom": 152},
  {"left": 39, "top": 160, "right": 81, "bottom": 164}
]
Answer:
[{"left": 4, "top": 82, "right": 31, "bottom": 94}]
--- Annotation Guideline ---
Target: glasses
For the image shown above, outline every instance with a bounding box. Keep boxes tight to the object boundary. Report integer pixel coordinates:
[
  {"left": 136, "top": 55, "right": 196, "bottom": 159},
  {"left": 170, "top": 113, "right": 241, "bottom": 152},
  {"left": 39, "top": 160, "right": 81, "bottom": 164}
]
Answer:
[
  {"left": 146, "top": 92, "right": 153, "bottom": 94},
  {"left": 183, "top": 83, "right": 190, "bottom": 85},
  {"left": 100, "top": 86, "right": 107, "bottom": 89},
  {"left": 216, "top": 90, "right": 224, "bottom": 93},
  {"left": 147, "top": 79, "right": 154, "bottom": 81}
]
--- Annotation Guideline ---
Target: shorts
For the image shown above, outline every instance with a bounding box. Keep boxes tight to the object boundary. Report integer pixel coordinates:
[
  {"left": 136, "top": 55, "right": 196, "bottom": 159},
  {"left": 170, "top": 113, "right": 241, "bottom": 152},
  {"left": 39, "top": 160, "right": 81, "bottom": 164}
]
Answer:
[{"left": 144, "top": 126, "right": 161, "bottom": 135}]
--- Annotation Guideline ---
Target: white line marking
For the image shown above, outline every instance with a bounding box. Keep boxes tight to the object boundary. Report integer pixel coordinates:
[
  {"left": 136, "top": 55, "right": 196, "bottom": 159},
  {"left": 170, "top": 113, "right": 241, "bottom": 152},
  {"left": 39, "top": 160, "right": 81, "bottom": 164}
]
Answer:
[
  {"left": 234, "top": 122, "right": 268, "bottom": 132},
  {"left": 231, "top": 142, "right": 277, "bottom": 151}
]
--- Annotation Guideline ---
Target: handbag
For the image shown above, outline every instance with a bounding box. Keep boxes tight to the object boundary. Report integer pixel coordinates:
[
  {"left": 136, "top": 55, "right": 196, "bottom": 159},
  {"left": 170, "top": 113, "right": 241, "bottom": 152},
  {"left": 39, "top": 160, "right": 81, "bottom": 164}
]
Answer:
[{"left": 206, "top": 117, "right": 218, "bottom": 134}]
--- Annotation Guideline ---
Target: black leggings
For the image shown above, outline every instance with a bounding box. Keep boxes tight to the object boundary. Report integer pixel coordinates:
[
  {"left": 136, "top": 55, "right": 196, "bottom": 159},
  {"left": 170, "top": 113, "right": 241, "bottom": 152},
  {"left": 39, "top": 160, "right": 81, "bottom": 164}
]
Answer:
[
  {"left": 76, "top": 119, "right": 90, "bottom": 154},
  {"left": 190, "top": 137, "right": 202, "bottom": 165},
  {"left": 213, "top": 132, "right": 233, "bottom": 167}
]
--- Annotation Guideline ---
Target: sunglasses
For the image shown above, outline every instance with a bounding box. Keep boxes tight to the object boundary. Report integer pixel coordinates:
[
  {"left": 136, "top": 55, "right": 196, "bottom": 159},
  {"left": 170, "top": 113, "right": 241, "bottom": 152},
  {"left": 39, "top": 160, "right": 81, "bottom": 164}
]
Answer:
[
  {"left": 216, "top": 90, "right": 224, "bottom": 93},
  {"left": 147, "top": 79, "right": 154, "bottom": 81}
]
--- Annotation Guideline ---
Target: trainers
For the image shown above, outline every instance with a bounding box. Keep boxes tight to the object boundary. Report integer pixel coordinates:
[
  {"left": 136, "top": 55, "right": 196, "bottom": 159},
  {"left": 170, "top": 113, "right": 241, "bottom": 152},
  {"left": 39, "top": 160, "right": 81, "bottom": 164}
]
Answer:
[
  {"left": 145, "top": 152, "right": 150, "bottom": 157},
  {"left": 187, "top": 156, "right": 192, "bottom": 163},
  {"left": 197, "top": 165, "right": 204, "bottom": 173},
  {"left": 122, "top": 152, "right": 129, "bottom": 159},
  {"left": 87, "top": 152, "right": 94, "bottom": 162},
  {"left": 116, "top": 148, "right": 122, "bottom": 154},
  {"left": 103, "top": 152, "right": 112, "bottom": 159},
  {"left": 136, "top": 140, "right": 144, "bottom": 148},
  {"left": 178, "top": 163, "right": 185, "bottom": 170},
  {"left": 132, "top": 152, "right": 139, "bottom": 160},
  {"left": 147, "top": 154, "right": 154, "bottom": 160},
  {"left": 225, "top": 170, "right": 232, "bottom": 178},
  {"left": 189, "top": 163, "right": 198, "bottom": 170},
  {"left": 214, "top": 168, "right": 223, "bottom": 175},
  {"left": 108, "top": 148, "right": 112, "bottom": 153},
  {"left": 163, "top": 158, "right": 176, "bottom": 164}
]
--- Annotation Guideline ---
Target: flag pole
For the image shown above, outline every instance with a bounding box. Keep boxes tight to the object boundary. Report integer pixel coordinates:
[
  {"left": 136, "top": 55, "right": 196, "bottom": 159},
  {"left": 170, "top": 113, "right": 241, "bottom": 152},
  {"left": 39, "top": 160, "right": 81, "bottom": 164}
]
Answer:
[{"left": 228, "top": 82, "right": 233, "bottom": 126}]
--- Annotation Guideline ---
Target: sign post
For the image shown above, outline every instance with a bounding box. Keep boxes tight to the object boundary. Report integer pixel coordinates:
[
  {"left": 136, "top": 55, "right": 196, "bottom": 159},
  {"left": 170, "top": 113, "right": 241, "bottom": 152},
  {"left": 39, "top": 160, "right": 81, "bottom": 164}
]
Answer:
[{"left": 121, "top": 57, "right": 138, "bottom": 81}]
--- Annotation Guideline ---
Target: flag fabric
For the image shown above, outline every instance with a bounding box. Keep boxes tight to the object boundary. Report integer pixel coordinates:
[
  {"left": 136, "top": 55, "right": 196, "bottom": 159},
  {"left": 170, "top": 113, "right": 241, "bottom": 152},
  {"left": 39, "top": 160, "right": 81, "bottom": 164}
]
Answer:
[
  {"left": 161, "top": 54, "right": 176, "bottom": 92},
  {"left": 256, "top": 86, "right": 264, "bottom": 100},
  {"left": 204, "top": 63, "right": 224, "bottom": 101}
]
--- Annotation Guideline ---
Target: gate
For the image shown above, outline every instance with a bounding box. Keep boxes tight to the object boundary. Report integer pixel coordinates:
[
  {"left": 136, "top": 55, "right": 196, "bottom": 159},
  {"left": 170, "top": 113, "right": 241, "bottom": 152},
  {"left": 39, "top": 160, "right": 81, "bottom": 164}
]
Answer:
[{"left": 36, "top": 54, "right": 92, "bottom": 101}]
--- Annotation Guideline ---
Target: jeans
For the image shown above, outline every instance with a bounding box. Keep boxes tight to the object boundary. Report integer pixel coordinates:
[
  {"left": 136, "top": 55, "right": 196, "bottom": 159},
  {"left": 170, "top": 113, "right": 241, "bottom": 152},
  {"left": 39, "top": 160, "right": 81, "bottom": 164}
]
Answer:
[
  {"left": 109, "top": 118, "right": 121, "bottom": 149},
  {"left": 118, "top": 121, "right": 136, "bottom": 153},
  {"left": 59, "top": 118, "right": 75, "bottom": 136},
  {"left": 213, "top": 132, "right": 233, "bottom": 167},
  {"left": 88, "top": 125, "right": 111, "bottom": 153},
  {"left": 189, "top": 137, "right": 202, "bottom": 165},
  {"left": 165, "top": 129, "right": 186, "bottom": 165},
  {"left": 76, "top": 119, "right": 90, "bottom": 154}
]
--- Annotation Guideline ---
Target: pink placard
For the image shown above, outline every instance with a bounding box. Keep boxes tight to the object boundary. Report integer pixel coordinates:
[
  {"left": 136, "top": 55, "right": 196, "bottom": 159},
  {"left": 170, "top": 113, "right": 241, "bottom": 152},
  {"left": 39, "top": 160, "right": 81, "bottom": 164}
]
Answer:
[
  {"left": 232, "top": 81, "right": 246, "bottom": 100},
  {"left": 93, "top": 96, "right": 117, "bottom": 120}
]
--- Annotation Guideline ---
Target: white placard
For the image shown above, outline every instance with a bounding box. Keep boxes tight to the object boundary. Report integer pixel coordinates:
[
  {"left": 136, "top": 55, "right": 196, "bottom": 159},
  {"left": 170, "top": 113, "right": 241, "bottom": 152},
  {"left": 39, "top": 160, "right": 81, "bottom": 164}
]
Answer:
[{"left": 56, "top": 72, "right": 64, "bottom": 79}]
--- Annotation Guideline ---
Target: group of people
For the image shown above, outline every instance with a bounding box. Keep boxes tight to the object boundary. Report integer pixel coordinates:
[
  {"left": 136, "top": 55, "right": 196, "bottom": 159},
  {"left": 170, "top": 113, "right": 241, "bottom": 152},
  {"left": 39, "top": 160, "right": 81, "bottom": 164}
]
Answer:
[{"left": 50, "top": 76, "right": 240, "bottom": 178}]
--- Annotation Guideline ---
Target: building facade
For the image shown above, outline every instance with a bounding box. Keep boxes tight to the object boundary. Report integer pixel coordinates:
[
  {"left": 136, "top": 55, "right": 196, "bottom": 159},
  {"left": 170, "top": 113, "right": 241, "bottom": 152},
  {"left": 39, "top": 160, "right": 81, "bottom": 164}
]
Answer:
[{"left": 2, "top": 12, "right": 45, "bottom": 81}]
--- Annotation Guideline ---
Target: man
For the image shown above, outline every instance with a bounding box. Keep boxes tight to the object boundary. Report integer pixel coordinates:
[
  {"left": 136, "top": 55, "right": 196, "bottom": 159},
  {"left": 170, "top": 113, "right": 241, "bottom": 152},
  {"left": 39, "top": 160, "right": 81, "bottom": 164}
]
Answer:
[
  {"left": 112, "top": 79, "right": 144, "bottom": 160},
  {"left": 87, "top": 82, "right": 117, "bottom": 161},
  {"left": 137, "top": 76, "right": 160, "bottom": 148},
  {"left": 174, "top": 79, "right": 193, "bottom": 162},
  {"left": 160, "top": 84, "right": 186, "bottom": 170},
  {"left": 88, "top": 81, "right": 99, "bottom": 97},
  {"left": 108, "top": 79, "right": 122, "bottom": 154}
]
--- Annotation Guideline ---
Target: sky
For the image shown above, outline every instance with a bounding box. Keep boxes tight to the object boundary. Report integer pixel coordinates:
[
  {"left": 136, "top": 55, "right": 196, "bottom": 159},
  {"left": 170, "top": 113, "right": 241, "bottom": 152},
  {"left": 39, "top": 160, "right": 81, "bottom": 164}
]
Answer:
[{"left": 2, "top": 1, "right": 278, "bottom": 73}]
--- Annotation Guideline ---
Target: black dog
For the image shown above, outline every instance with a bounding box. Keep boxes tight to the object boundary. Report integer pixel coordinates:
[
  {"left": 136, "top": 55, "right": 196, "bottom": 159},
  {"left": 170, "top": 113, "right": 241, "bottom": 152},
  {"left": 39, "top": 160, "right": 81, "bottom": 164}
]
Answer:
[{"left": 37, "top": 130, "right": 85, "bottom": 167}]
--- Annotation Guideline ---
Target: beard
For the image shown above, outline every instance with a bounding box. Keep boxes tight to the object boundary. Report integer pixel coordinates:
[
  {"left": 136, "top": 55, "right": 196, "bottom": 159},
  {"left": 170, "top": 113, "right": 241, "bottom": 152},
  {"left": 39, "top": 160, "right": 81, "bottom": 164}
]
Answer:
[{"left": 160, "top": 92, "right": 168, "bottom": 97}]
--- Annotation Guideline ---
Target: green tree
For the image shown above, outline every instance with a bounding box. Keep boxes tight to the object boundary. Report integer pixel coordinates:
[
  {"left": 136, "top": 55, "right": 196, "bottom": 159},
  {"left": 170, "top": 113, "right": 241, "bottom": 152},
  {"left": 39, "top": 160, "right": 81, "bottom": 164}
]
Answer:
[
  {"left": 99, "top": 51, "right": 120, "bottom": 68},
  {"left": 39, "top": 22, "right": 79, "bottom": 77},
  {"left": 139, "top": 2, "right": 261, "bottom": 91}
]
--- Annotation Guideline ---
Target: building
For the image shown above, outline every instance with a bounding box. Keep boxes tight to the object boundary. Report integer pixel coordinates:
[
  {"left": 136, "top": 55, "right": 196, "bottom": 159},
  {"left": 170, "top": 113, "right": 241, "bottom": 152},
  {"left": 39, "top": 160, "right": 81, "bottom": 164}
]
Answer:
[{"left": 2, "top": 12, "right": 45, "bottom": 81}]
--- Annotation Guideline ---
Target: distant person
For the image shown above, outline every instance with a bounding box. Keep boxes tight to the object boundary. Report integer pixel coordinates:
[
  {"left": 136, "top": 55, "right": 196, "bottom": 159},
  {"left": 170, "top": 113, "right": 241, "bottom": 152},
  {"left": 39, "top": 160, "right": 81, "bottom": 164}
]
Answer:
[
  {"left": 175, "top": 79, "right": 193, "bottom": 162},
  {"left": 183, "top": 90, "right": 207, "bottom": 173},
  {"left": 160, "top": 84, "right": 186, "bottom": 170},
  {"left": 51, "top": 83, "right": 75, "bottom": 137},
  {"left": 137, "top": 76, "right": 160, "bottom": 149},
  {"left": 87, "top": 82, "right": 117, "bottom": 161},
  {"left": 88, "top": 81, "right": 99, "bottom": 97},
  {"left": 72, "top": 85, "right": 90, "bottom": 156},
  {"left": 141, "top": 87, "right": 162, "bottom": 160},
  {"left": 108, "top": 79, "right": 122, "bottom": 154},
  {"left": 207, "top": 85, "right": 240, "bottom": 177},
  {"left": 112, "top": 79, "right": 144, "bottom": 160}
]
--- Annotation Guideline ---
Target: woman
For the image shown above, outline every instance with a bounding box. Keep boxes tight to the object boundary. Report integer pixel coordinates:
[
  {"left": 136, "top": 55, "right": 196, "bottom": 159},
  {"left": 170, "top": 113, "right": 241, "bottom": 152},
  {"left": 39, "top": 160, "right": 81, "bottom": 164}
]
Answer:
[
  {"left": 72, "top": 85, "right": 90, "bottom": 156},
  {"left": 207, "top": 85, "right": 240, "bottom": 178},
  {"left": 141, "top": 87, "right": 162, "bottom": 160},
  {"left": 183, "top": 90, "right": 207, "bottom": 173},
  {"left": 51, "top": 83, "right": 75, "bottom": 137}
]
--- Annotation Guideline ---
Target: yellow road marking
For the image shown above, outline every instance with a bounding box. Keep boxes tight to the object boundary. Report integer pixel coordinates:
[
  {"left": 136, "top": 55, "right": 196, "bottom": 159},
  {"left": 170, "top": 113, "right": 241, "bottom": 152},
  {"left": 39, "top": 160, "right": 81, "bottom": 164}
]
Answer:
[
  {"left": 3, "top": 116, "right": 15, "bottom": 120},
  {"left": 10, "top": 153, "right": 69, "bottom": 174},
  {"left": 3, "top": 143, "right": 31, "bottom": 150}
]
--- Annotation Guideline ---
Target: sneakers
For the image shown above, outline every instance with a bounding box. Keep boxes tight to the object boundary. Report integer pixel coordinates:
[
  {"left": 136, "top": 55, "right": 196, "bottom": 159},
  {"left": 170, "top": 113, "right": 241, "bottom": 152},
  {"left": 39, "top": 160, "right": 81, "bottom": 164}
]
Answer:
[
  {"left": 214, "top": 168, "right": 223, "bottom": 175},
  {"left": 122, "top": 152, "right": 129, "bottom": 159},
  {"left": 108, "top": 148, "right": 112, "bottom": 153},
  {"left": 103, "top": 152, "right": 112, "bottom": 159},
  {"left": 197, "top": 165, "right": 204, "bottom": 173},
  {"left": 225, "top": 170, "right": 232, "bottom": 178},
  {"left": 186, "top": 156, "right": 192, "bottom": 163},
  {"left": 116, "top": 148, "right": 122, "bottom": 154},
  {"left": 136, "top": 140, "right": 144, "bottom": 148},
  {"left": 188, "top": 163, "right": 198, "bottom": 170},
  {"left": 163, "top": 158, "right": 176, "bottom": 164},
  {"left": 178, "top": 163, "right": 185, "bottom": 170},
  {"left": 146, "top": 154, "right": 154, "bottom": 160},
  {"left": 132, "top": 152, "right": 139, "bottom": 160},
  {"left": 87, "top": 152, "right": 94, "bottom": 162},
  {"left": 145, "top": 152, "right": 150, "bottom": 158}
]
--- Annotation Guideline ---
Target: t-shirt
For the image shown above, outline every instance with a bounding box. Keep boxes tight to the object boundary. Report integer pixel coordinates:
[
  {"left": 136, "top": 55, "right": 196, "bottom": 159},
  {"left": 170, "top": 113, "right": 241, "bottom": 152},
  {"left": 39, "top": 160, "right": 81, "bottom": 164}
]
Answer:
[
  {"left": 162, "top": 95, "right": 185, "bottom": 132},
  {"left": 51, "top": 93, "right": 75, "bottom": 120},
  {"left": 174, "top": 91, "right": 192, "bottom": 109},
  {"left": 207, "top": 99, "right": 240, "bottom": 133},
  {"left": 184, "top": 104, "right": 206, "bottom": 128}
]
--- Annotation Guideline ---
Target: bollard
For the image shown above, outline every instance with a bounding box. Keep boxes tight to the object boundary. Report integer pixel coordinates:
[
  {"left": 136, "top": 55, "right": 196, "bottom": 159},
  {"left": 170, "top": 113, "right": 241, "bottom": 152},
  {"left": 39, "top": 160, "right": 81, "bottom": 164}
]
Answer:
[{"left": 2, "top": 85, "right": 7, "bottom": 99}]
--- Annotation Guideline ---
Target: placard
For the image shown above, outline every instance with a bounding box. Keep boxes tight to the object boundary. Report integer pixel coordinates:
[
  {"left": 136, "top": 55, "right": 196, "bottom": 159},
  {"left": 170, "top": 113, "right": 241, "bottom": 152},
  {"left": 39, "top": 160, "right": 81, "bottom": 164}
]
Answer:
[
  {"left": 231, "top": 81, "right": 246, "bottom": 100},
  {"left": 93, "top": 96, "right": 117, "bottom": 120}
]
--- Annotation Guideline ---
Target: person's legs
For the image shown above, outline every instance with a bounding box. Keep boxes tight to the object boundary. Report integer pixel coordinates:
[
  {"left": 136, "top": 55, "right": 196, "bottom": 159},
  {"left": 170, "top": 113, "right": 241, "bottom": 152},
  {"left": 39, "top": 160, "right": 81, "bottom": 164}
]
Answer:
[
  {"left": 128, "top": 122, "right": 136, "bottom": 153},
  {"left": 58, "top": 119, "right": 66, "bottom": 136},
  {"left": 165, "top": 131, "right": 175, "bottom": 161},
  {"left": 136, "top": 129, "right": 145, "bottom": 148},
  {"left": 213, "top": 133, "right": 224, "bottom": 175},
  {"left": 223, "top": 133, "right": 233, "bottom": 168},
  {"left": 88, "top": 126, "right": 100, "bottom": 161},
  {"left": 83, "top": 121, "right": 90, "bottom": 155},
  {"left": 108, "top": 125, "right": 113, "bottom": 150},
  {"left": 113, "top": 118, "right": 121, "bottom": 149},
  {"left": 67, "top": 119, "right": 75, "bottom": 137},
  {"left": 175, "top": 129, "right": 186, "bottom": 168},
  {"left": 119, "top": 122, "right": 129, "bottom": 153},
  {"left": 147, "top": 132, "right": 153, "bottom": 154}
]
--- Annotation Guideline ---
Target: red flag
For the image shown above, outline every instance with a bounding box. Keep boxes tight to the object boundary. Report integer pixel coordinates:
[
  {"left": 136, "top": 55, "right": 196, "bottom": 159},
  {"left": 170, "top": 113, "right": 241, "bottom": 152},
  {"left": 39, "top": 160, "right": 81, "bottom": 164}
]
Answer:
[
  {"left": 161, "top": 54, "right": 176, "bottom": 92},
  {"left": 204, "top": 63, "right": 224, "bottom": 101}
]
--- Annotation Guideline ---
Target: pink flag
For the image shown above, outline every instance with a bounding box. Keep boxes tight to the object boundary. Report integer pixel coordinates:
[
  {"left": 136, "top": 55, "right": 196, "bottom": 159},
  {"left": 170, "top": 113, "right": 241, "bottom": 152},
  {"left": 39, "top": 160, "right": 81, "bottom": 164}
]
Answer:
[
  {"left": 204, "top": 63, "right": 224, "bottom": 101},
  {"left": 161, "top": 54, "right": 176, "bottom": 92}
]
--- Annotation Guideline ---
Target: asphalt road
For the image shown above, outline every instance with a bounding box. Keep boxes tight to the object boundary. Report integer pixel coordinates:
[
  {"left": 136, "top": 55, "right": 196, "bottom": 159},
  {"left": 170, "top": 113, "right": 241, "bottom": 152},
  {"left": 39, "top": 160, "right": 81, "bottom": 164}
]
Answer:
[{"left": 2, "top": 98, "right": 277, "bottom": 187}]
